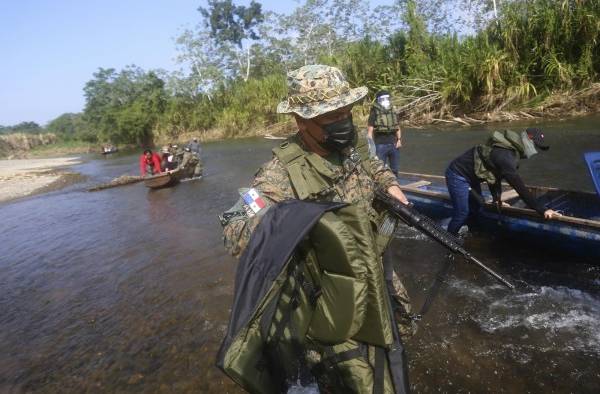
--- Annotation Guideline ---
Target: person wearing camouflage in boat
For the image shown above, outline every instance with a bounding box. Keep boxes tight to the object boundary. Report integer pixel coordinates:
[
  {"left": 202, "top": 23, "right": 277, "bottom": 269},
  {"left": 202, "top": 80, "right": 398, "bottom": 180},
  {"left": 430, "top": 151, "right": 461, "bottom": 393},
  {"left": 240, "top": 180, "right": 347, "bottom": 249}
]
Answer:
[
  {"left": 178, "top": 147, "right": 203, "bottom": 178},
  {"left": 221, "top": 65, "right": 415, "bottom": 392}
]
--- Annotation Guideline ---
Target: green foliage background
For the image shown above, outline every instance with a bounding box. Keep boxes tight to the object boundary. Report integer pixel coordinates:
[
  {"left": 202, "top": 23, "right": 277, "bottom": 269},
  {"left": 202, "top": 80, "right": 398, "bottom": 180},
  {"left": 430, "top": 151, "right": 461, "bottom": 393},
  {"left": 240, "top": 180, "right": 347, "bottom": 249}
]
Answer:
[{"left": 16, "top": 0, "right": 600, "bottom": 145}]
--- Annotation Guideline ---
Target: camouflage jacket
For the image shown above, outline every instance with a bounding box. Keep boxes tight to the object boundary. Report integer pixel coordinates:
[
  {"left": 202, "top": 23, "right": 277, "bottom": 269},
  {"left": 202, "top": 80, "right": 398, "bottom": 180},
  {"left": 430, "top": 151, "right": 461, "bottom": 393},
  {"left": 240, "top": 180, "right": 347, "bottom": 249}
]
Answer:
[
  {"left": 179, "top": 151, "right": 198, "bottom": 170},
  {"left": 222, "top": 138, "right": 400, "bottom": 258}
]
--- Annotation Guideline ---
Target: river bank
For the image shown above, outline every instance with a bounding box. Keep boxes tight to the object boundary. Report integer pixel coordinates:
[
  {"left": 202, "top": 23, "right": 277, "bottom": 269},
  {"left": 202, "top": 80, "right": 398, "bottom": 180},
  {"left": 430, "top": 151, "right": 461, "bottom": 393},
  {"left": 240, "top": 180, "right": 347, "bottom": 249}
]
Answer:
[
  {"left": 25, "top": 141, "right": 95, "bottom": 158},
  {"left": 166, "top": 84, "right": 600, "bottom": 143},
  {"left": 0, "top": 135, "right": 94, "bottom": 160},
  {"left": 0, "top": 157, "right": 85, "bottom": 203},
  {"left": 4, "top": 85, "right": 598, "bottom": 159}
]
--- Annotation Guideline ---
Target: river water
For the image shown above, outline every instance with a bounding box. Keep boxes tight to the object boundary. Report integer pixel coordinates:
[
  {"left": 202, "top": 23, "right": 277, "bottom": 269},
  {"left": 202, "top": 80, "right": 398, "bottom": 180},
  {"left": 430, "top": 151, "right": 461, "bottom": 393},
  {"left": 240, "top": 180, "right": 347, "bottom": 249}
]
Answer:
[{"left": 1, "top": 116, "right": 600, "bottom": 393}]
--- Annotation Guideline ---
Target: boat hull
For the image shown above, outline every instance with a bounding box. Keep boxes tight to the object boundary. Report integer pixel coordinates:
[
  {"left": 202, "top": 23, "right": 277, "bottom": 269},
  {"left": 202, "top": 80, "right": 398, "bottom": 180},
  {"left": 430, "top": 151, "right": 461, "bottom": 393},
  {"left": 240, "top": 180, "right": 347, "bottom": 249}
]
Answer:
[{"left": 144, "top": 172, "right": 179, "bottom": 189}]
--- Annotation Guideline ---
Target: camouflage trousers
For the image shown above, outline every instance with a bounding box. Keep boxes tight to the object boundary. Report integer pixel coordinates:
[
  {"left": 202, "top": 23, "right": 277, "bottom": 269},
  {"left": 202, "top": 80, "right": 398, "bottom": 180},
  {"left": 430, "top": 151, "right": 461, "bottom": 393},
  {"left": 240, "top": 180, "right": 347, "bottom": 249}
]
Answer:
[
  {"left": 383, "top": 249, "right": 417, "bottom": 339},
  {"left": 192, "top": 161, "right": 203, "bottom": 177},
  {"left": 183, "top": 161, "right": 203, "bottom": 178}
]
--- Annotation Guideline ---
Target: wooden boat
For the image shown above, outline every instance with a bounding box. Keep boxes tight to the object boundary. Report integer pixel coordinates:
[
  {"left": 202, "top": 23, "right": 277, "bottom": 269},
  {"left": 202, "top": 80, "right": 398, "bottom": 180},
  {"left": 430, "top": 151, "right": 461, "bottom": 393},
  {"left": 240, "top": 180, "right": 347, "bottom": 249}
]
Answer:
[
  {"left": 144, "top": 170, "right": 181, "bottom": 189},
  {"left": 396, "top": 171, "right": 600, "bottom": 259},
  {"left": 101, "top": 145, "right": 118, "bottom": 155}
]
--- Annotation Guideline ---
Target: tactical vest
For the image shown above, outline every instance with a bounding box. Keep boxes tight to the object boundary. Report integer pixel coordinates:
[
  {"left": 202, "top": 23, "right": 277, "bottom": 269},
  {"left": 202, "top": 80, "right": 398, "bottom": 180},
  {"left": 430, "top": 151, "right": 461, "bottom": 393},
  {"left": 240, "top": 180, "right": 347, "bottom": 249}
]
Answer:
[
  {"left": 272, "top": 134, "right": 396, "bottom": 253},
  {"left": 272, "top": 134, "right": 372, "bottom": 198},
  {"left": 220, "top": 204, "right": 397, "bottom": 393},
  {"left": 473, "top": 129, "right": 526, "bottom": 184},
  {"left": 372, "top": 103, "right": 399, "bottom": 134}
]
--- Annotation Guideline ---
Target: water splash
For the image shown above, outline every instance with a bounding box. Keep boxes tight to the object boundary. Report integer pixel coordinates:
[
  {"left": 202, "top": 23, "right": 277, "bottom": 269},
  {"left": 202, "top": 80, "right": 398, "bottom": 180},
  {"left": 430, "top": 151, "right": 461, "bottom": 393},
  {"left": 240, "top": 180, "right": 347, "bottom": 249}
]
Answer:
[
  {"left": 287, "top": 382, "right": 319, "bottom": 394},
  {"left": 471, "top": 285, "right": 600, "bottom": 353}
]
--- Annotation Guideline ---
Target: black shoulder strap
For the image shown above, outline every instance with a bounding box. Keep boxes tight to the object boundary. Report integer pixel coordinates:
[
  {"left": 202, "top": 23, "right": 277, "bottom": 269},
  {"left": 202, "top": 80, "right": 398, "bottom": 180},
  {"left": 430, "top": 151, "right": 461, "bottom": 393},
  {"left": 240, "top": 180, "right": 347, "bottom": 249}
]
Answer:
[
  {"left": 310, "top": 345, "right": 368, "bottom": 378},
  {"left": 373, "top": 346, "right": 386, "bottom": 394},
  {"left": 476, "top": 145, "right": 498, "bottom": 174}
]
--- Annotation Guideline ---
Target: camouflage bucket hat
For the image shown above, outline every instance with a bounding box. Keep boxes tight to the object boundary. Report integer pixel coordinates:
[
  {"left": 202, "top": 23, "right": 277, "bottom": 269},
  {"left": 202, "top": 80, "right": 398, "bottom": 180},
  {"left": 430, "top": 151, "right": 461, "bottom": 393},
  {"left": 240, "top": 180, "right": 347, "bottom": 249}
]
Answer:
[{"left": 277, "top": 64, "right": 368, "bottom": 119}]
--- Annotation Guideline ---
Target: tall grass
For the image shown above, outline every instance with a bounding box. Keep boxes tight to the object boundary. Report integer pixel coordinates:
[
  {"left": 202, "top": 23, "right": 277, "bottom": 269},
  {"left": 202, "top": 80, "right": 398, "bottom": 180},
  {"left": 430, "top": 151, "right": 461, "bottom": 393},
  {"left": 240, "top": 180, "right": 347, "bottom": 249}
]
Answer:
[{"left": 336, "top": 0, "right": 600, "bottom": 118}]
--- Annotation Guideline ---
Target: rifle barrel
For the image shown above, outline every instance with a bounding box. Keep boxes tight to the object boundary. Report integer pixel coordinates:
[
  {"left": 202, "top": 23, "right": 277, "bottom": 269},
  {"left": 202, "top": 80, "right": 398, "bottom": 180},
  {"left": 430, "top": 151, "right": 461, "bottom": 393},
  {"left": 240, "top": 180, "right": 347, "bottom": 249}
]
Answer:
[
  {"left": 463, "top": 253, "right": 515, "bottom": 289},
  {"left": 376, "top": 190, "right": 514, "bottom": 289}
]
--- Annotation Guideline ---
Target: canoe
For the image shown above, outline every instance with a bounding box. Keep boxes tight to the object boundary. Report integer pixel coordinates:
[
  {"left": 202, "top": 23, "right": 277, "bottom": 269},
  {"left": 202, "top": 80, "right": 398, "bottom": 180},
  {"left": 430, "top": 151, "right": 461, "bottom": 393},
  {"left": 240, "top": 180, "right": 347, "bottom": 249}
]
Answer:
[
  {"left": 396, "top": 171, "right": 600, "bottom": 259},
  {"left": 101, "top": 146, "right": 118, "bottom": 154},
  {"left": 144, "top": 170, "right": 180, "bottom": 189}
]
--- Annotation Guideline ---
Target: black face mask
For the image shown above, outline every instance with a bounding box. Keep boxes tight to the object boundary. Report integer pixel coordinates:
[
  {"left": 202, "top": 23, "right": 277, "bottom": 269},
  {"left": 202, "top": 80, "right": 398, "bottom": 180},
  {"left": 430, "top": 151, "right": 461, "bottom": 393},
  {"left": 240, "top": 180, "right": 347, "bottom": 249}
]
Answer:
[{"left": 322, "top": 116, "right": 356, "bottom": 151}]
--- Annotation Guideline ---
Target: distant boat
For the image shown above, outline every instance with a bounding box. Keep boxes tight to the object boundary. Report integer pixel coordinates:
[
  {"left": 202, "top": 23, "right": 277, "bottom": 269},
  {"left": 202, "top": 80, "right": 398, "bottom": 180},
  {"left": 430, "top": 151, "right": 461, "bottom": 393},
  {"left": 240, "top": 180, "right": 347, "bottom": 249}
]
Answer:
[
  {"left": 396, "top": 171, "right": 600, "bottom": 259},
  {"left": 101, "top": 145, "right": 118, "bottom": 155}
]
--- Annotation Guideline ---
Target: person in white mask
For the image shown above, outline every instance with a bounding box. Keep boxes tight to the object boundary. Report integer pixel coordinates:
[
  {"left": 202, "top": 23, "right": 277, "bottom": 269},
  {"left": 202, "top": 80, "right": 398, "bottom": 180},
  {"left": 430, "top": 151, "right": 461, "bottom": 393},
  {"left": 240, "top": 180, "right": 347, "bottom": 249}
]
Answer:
[{"left": 367, "top": 90, "right": 402, "bottom": 178}]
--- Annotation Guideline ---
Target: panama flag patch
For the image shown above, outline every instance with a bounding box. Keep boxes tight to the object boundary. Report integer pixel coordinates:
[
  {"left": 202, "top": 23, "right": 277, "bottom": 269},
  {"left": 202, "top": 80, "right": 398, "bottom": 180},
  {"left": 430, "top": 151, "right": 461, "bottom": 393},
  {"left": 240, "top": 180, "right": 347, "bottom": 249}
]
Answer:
[{"left": 242, "top": 188, "right": 266, "bottom": 213}]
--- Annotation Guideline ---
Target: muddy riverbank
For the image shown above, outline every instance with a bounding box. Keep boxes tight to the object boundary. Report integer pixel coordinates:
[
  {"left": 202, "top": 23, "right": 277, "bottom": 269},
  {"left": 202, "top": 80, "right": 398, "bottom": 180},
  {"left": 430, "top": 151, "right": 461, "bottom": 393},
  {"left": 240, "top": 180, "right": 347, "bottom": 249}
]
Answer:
[{"left": 0, "top": 157, "right": 84, "bottom": 203}]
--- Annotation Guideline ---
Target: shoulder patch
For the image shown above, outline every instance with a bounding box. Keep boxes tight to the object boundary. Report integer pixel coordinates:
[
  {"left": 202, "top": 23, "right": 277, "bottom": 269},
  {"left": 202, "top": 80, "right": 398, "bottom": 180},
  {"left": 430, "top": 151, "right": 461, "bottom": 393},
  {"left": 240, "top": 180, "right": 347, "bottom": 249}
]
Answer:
[{"left": 241, "top": 188, "right": 266, "bottom": 214}]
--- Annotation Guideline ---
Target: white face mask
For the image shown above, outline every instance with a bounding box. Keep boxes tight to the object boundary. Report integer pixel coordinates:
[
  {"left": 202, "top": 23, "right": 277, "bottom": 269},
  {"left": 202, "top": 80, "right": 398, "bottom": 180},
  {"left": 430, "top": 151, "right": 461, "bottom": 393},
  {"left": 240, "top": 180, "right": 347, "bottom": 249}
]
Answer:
[{"left": 378, "top": 95, "right": 391, "bottom": 109}]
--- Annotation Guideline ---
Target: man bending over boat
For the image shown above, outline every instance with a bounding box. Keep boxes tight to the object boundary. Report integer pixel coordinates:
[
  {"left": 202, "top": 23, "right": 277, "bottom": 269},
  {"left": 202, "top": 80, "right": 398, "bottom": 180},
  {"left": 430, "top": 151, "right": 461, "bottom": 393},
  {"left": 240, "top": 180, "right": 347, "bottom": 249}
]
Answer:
[
  {"left": 445, "top": 128, "right": 561, "bottom": 235},
  {"left": 139, "top": 149, "right": 162, "bottom": 177}
]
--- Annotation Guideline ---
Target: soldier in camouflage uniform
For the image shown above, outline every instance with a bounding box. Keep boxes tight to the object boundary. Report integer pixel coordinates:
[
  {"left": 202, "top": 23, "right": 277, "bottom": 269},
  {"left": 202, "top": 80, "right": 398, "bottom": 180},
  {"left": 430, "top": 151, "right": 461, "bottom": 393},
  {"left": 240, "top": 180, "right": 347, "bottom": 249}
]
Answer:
[
  {"left": 222, "top": 65, "right": 415, "bottom": 339},
  {"left": 178, "top": 147, "right": 203, "bottom": 178}
]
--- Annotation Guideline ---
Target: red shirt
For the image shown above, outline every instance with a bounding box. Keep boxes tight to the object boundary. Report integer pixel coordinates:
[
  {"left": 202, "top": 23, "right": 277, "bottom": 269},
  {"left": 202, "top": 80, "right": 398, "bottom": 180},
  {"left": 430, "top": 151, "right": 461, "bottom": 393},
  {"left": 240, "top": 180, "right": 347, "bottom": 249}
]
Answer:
[{"left": 140, "top": 152, "right": 162, "bottom": 176}]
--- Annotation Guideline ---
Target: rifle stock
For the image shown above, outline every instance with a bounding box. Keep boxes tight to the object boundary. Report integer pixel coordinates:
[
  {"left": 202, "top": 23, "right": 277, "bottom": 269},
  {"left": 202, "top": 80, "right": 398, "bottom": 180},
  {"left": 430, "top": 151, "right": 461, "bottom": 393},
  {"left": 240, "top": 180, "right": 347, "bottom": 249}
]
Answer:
[{"left": 375, "top": 190, "right": 514, "bottom": 289}]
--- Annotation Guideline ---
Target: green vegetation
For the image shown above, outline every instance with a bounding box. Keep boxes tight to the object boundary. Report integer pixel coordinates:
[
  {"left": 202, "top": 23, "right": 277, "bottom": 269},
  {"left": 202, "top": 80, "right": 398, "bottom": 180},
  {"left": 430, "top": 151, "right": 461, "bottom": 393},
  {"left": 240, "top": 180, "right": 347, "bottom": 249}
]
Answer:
[
  {"left": 0, "top": 121, "right": 44, "bottom": 135},
  {"left": 82, "top": 67, "right": 166, "bottom": 145},
  {"left": 18, "top": 0, "right": 600, "bottom": 146},
  {"left": 46, "top": 113, "right": 95, "bottom": 142}
]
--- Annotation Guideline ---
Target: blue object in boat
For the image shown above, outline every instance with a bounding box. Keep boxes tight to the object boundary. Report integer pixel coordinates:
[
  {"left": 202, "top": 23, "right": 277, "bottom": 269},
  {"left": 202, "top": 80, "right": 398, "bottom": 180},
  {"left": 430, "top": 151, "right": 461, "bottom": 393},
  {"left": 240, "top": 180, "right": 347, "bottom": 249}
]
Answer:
[{"left": 584, "top": 152, "right": 600, "bottom": 197}]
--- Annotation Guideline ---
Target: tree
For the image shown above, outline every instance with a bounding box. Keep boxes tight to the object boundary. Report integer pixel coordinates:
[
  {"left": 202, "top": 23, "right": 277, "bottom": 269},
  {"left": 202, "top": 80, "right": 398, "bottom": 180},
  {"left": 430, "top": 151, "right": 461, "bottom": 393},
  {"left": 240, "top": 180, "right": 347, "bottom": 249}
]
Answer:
[
  {"left": 83, "top": 66, "right": 167, "bottom": 145},
  {"left": 401, "top": 0, "right": 429, "bottom": 76},
  {"left": 175, "top": 29, "right": 227, "bottom": 98},
  {"left": 199, "top": 0, "right": 264, "bottom": 81},
  {"left": 366, "top": 2, "right": 405, "bottom": 43},
  {"left": 46, "top": 113, "right": 97, "bottom": 142},
  {"left": 0, "top": 121, "right": 43, "bottom": 134}
]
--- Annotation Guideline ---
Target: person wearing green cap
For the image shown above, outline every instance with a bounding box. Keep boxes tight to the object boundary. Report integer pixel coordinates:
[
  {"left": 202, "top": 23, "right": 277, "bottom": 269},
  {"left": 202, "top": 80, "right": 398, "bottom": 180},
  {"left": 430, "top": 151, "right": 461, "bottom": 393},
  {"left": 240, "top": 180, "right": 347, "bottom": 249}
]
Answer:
[
  {"left": 219, "top": 65, "right": 414, "bottom": 393},
  {"left": 445, "top": 127, "right": 561, "bottom": 235}
]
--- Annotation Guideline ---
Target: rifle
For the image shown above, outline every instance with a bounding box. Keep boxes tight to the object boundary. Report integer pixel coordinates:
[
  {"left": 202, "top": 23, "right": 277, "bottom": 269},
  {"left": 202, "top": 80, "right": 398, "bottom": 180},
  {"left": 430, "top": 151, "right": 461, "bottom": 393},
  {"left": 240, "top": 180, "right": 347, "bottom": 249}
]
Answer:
[
  {"left": 382, "top": 255, "right": 411, "bottom": 394},
  {"left": 375, "top": 189, "right": 515, "bottom": 289}
]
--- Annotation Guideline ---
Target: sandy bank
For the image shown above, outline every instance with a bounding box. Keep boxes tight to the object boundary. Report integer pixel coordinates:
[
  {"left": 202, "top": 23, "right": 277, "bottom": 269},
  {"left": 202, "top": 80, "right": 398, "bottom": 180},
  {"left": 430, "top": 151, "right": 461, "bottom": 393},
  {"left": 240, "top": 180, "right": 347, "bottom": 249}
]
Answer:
[{"left": 0, "top": 157, "right": 84, "bottom": 203}]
